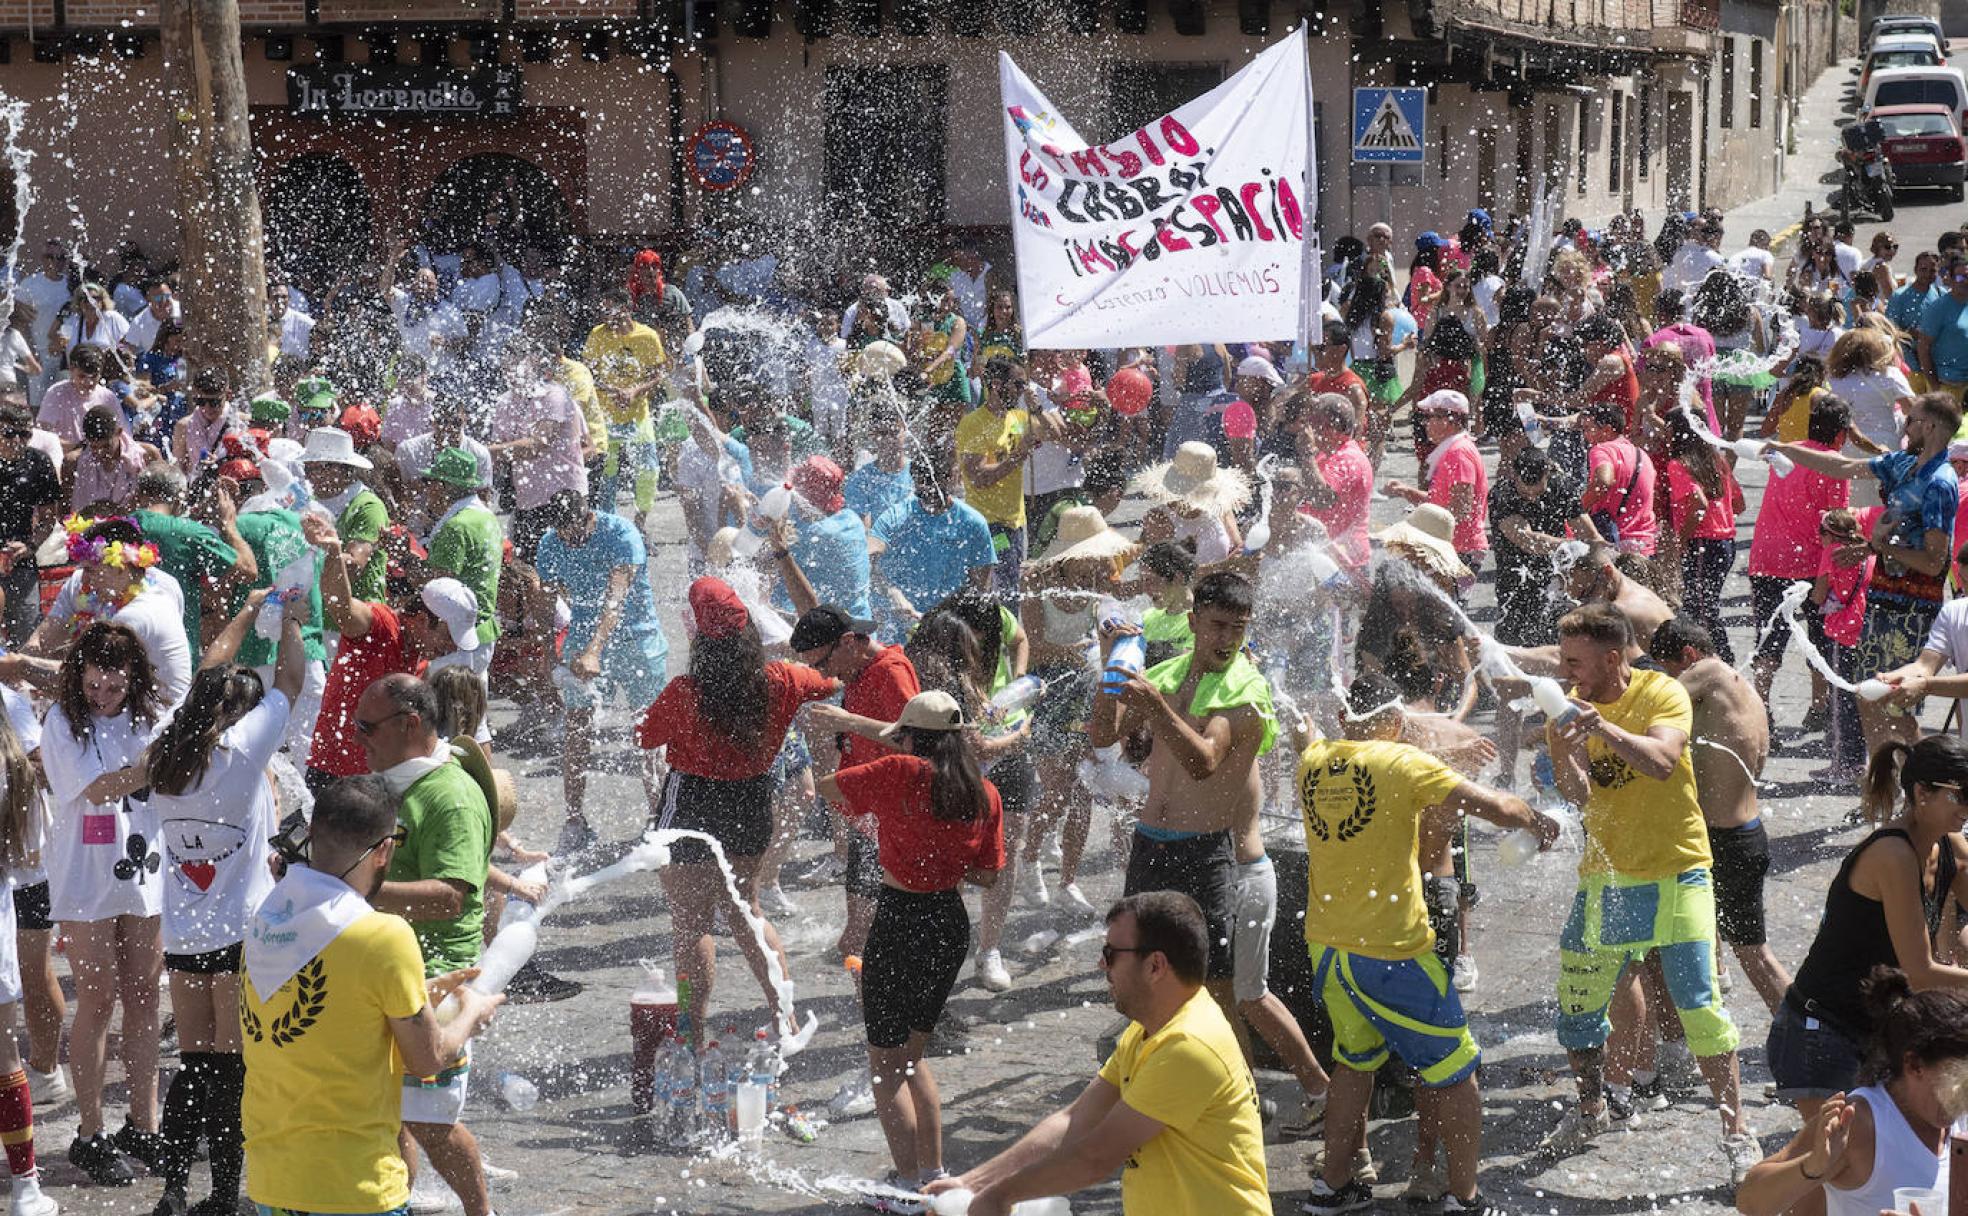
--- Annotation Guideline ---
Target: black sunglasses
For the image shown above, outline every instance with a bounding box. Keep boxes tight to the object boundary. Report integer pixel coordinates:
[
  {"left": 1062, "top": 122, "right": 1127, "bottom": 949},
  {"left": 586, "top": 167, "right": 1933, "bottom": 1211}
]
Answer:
[
  {"left": 1, "top": 429, "right": 28, "bottom": 441},
  {"left": 1101, "top": 944, "right": 1150, "bottom": 967},
  {"left": 337, "top": 825, "right": 408, "bottom": 882},
  {"left": 353, "top": 708, "right": 410, "bottom": 736}
]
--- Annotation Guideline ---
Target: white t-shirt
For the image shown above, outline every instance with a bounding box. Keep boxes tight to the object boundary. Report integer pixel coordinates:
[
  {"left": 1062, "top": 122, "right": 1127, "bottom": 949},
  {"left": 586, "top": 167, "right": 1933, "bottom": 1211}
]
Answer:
[
  {"left": 1797, "top": 320, "right": 1844, "bottom": 363},
  {"left": 0, "top": 329, "right": 32, "bottom": 388},
  {"left": 112, "top": 281, "right": 146, "bottom": 319},
  {"left": 674, "top": 437, "right": 730, "bottom": 556},
  {"left": 1024, "top": 391, "right": 1084, "bottom": 496},
  {"left": 15, "top": 272, "right": 70, "bottom": 358},
  {"left": 1835, "top": 242, "right": 1865, "bottom": 281},
  {"left": 2, "top": 685, "right": 49, "bottom": 890},
  {"left": 1828, "top": 366, "right": 1916, "bottom": 449},
  {"left": 48, "top": 568, "right": 193, "bottom": 708},
  {"left": 1727, "top": 247, "right": 1775, "bottom": 282},
  {"left": 1663, "top": 243, "right": 1726, "bottom": 294},
  {"left": 396, "top": 432, "right": 493, "bottom": 490},
  {"left": 1924, "top": 599, "right": 1968, "bottom": 738},
  {"left": 39, "top": 705, "right": 162, "bottom": 923},
  {"left": 276, "top": 309, "right": 315, "bottom": 361},
  {"left": 1472, "top": 274, "right": 1505, "bottom": 329},
  {"left": 152, "top": 688, "right": 289, "bottom": 953},
  {"left": 121, "top": 302, "right": 182, "bottom": 355},
  {"left": 388, "top": 287, "right": 466, "bottom": 363},
  {"left": 58, "top": 310, "right": 128, "bottom": 355}
]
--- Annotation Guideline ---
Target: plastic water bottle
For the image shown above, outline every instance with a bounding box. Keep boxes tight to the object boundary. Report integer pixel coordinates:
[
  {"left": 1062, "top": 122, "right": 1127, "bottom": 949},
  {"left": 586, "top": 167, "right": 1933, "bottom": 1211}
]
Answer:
[
  {"left": 496, "top": 1071, "right": 539, "bottom": 1112},
  {"left": 929, "top": 1191, "right": 1073, "bottom": 1215},
  {"left": 987, "top": 674, "right": 1044, "bottom": 719},
  {"left": 1101, "top": 634, "right": 1146, "bottom": 695},
  {"left": 700, "top": 1037, "right": 732, "bottom": 1139},
  {"left": 747, "top": 1028, "right": 782, "bottom": 1111},
  {"left": 1766, "top": 450, "right": 1795, "bottom": 477},
  {"left": 662, "top": 1018, "right": 699, "bottom": 1144},
  {"left": 435, "top": 918, "right": 536, "bottom": 1022},
  {"left": 1857, "top": 678, "right": 1893, "bottom": 702},
  {"left": 1306, "top": 547, "right": 1349, "bottom": 591},
  {"left": 1530, "top": 677, "right": 1582, "bottom": 729},
  {"left": 1515, "top": 400, "right": 1548, "bottom": 448},
  {"left": 630, "top": 966, "right": 679, "bottom": 1114}
]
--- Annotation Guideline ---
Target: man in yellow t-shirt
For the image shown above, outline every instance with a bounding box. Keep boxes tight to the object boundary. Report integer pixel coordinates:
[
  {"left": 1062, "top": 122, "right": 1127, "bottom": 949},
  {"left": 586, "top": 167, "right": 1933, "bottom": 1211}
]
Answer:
[
  {"left": 580, "top": 287, "right": 668, "bottom": 530},
  {"left": 241, "top": 777, "right": 500, "bottom": 1216},
  {"left": 926, "top": 892, "right": 1268, "bottom": 1216},
  {"left": 1540, "top": 602, "right": 1753, "bottom": 1180},
  {"left": 1297, "top": 673, "right": 1554, "bottom": 1214},
  {"left": 956, "top": 357, "right": 1052, "bottom": 597}
]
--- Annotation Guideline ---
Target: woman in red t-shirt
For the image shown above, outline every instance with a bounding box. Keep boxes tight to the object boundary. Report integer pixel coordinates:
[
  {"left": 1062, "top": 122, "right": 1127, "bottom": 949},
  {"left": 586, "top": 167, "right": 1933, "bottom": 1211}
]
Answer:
[
  {"left": 1665, "top": 413, "right": 1745, "bottom": 663},
  {"left": 636, "top": 578, "right": 840, "bottom": 1040},
  {"left": 819, "top": 690, "right": 1005, "bottom": 1197}
]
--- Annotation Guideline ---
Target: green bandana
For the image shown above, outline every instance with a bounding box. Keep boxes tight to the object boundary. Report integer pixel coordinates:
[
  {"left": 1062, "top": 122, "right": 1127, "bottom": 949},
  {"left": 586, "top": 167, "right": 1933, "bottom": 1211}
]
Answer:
[{"left": 1143, "top": 650, "right": 1276, "bottom": 755}]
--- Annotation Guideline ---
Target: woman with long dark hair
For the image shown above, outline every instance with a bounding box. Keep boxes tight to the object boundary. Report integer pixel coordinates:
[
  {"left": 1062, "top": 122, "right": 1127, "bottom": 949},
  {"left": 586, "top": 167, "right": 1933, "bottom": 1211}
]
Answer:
[
  {"left": 144, "top": 588, "right": 305, "bottom": 1216},
  {"left": 39, "top": 622, "right": 166, "bottom": 1184},
  {"left": 636, "top": 578, "right": 840, "bottom": 1041},
  {"left": 1767, "top": 736, "right": 1968, "bottom": 1140},
  {"left": 1741, "top": 966, "right": 1968, "bottom": 1216},
  {"left": 819, "top": 690, "right": 1004, "bottom": 1200},
  {"left": 1344, "top": 275, "right": 1405, "bottom": 468}
]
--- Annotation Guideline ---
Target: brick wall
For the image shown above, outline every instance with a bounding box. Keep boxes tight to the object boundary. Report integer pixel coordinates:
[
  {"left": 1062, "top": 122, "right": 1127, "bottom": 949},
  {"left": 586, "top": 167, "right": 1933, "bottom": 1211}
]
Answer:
[
  {"left": 514, "top": 0, "right": 641, "bottom": 16},
  {"left": 316, "top": 0, "right": 500, "bottom": 18},
  {"left": 0, "top": 1, "right": 58, "bottom": 25}
]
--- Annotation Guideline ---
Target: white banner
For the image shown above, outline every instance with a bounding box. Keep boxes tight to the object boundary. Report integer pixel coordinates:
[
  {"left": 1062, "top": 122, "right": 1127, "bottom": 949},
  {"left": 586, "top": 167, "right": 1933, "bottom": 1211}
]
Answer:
[{"left": 999, "top": 25, "right": 1315, "bottom": 349}]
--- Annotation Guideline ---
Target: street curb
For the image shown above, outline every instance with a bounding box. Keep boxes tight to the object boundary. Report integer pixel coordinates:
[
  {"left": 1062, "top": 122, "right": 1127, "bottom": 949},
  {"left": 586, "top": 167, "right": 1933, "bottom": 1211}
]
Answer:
[{"left": 1769, "top": 218, "right": 1806, "bottom": 253}]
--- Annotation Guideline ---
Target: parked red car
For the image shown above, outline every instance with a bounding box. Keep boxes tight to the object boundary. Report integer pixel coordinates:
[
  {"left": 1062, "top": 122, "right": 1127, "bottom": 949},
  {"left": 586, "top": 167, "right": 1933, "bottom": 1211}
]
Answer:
[{"left": 1873, "top": 102, "right": 1968, "bottom": 199}]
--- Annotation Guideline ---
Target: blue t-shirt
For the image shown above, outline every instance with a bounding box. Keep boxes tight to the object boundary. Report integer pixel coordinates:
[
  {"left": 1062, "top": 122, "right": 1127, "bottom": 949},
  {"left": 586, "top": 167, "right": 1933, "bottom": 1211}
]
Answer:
[
  {"left": 1919, "top": 293, "right": 1968, "bottom": 382},
  {"left": 843, "top": 460, "right": 914, "bottom": 524},
  {"left": 1868, "top": 448, "right": 1959, "bottom": 606},
  {"left": 1888, "top": 282, "right": 1940, "bottom": 355},
  {"left": 870, "top": 498, "right": 996, "bottom": 623},
  {"left": 778, "top": 507, "right": 871, "bottom": 620},
  {"left": 535, "top": 512, "right": 668, "bottom": 658}
]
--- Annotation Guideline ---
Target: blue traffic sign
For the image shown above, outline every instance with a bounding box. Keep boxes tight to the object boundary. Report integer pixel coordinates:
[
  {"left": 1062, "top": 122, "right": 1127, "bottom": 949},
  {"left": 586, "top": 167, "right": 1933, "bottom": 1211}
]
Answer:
[{"left": 1353, "top": 88, "right": 1426, "bottom": 164}]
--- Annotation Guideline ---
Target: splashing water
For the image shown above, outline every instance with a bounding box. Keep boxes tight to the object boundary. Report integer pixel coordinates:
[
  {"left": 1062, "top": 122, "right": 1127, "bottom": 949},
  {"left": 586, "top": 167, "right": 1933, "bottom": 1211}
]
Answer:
[
  {"left": 0, "top": 98, "right": 36, "bottom": 333},
  {"left": 1772, "top": 579, "right": 1888, "bottom": 700}
]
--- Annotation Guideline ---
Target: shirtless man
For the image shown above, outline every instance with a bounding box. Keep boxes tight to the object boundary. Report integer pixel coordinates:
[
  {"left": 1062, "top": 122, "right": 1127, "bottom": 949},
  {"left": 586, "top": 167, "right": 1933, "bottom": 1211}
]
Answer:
[
  {"left": 1093, "top": 570, "right": 1270, "bottom": 1011},
  {"left": 1506, "top": 542, "right": 1673, "bottom": 676},
  {"left": 1650, "top": 616, "right": 1788, "bottom": 1014}
]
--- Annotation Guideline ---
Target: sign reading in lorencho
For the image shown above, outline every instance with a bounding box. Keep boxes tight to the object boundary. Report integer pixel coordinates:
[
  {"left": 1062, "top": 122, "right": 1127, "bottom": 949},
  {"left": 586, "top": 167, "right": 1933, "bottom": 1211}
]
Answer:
[{"left": 286, "top": 65, "right": 524, "bottom": 119}]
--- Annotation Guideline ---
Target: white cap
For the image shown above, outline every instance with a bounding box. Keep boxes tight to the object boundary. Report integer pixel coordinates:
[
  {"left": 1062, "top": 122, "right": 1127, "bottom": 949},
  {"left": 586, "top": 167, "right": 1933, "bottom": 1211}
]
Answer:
[
  {"left": 297, "top": 426, "right": 373, "bottom": 469},
  {"left": 420, "top": 578, "right": 482, "bottom": 653},
  {"left": 1234, "top": 355, "right": 1284, "bottom": 386},
  {"left": 1417, "top": 388, "right": 1471, "bottom": 417}
]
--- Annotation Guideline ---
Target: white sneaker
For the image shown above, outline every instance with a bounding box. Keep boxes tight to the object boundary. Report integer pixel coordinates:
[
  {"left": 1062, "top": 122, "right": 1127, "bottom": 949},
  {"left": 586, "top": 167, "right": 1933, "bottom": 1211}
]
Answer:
[
  {"left": 975, "top": 948, "right": 1012, "bottom": 993},
  {"left": 25, "top": 1066, "right": 70, "bottom": 1109},
  {"left": 408, "top": 1175, "right": 463, "bottom": 1214},
  {"left": 1537, "top": 1106, "right": 1612, "bottom": 1158},
  {"left": 1061, "top": 881, "right": 1098, "bottom": 917},
  {"left": 1452, "top": 955, "right": 1478, "bottom": 994},
  {"left": 479, "top": 1154, "right": 517, "bottom": 1188},
  {"left": 1043, "top": 835, "right": 1063, "bottom": 865},
  {"left": 1722, "top": 1130, "right": 1763, "bottom": 1186},
  {"left": 10, "top": 1179, "right": 56, "bottom": 1216},
  {"left": 760, "top": 884, "right": 800, "bottom": 917},
  {"left": 829, "top": 1068, "right": 876, "bottom": 1119},
  {"left": 1023, "top": 863, "right": 1051, "bottom": 908}
]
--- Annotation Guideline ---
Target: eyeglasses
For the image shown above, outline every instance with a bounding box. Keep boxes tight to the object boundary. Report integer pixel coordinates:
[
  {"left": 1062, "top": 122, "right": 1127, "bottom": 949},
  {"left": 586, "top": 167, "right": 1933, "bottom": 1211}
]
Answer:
[
  {"left": 1100, "top": 944, "right": 1150, "bottom": 967},
  {"left": 353, "top": 708, "right": 410, "bottom": 736},
  {"left": 1, "top": 429, "right": 27, "bottom": 441},
  {"left": 337, "top": 825, "right": 408, "bottom": 882}
]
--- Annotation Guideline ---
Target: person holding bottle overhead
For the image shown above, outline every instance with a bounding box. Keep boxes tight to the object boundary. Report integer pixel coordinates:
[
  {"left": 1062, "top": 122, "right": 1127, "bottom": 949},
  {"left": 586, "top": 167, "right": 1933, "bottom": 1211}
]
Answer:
[
  {"left": 820, "top": 689, "right": 1005, "bottom": 1207},
  {"left": 142, "top": 587, "right": 306, "bottom": 1216}
]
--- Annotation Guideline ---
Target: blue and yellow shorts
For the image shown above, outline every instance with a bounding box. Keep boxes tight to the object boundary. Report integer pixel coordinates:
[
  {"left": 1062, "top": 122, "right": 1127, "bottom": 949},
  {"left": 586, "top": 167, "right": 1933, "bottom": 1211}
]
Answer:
[
  {"left": 1311, "top": 944, "right": 1479, "bottom": 1088},
  {"left": 1555, "top": 866, "right": 1740, "bottom": 1058}
]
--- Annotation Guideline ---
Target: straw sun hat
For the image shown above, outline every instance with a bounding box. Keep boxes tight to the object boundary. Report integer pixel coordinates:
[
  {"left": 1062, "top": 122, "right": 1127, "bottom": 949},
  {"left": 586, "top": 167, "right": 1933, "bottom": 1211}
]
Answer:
[
  {"left": 1033, "top": 504, "right": 1139, "bottom": 566},
  {"left": 1129, "top": 441, "right": 1252, "bottom": 517},
  {"left": 1373, "top": 502, "right": 1474, "bottom": 587}
]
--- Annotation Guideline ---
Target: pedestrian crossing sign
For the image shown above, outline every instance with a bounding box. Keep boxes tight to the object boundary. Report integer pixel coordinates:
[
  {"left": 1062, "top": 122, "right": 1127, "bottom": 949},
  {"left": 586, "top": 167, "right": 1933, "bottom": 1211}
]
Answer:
[{"left": 1353, "top": 87, "right": 1426, "bottom": 163}]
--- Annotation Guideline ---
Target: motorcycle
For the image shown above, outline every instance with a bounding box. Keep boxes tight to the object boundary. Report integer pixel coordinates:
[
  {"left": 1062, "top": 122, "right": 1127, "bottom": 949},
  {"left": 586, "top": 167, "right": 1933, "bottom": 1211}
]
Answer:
[{"left": 1838, "top": 144, "right": 1896, "bottom": 222}]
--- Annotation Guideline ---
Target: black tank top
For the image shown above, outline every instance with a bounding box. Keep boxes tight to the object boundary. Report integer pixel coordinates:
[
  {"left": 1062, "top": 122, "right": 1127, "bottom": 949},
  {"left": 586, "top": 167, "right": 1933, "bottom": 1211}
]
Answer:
[{"left": 1790, "top": 827, "right": 1957, "bottom": 1035}]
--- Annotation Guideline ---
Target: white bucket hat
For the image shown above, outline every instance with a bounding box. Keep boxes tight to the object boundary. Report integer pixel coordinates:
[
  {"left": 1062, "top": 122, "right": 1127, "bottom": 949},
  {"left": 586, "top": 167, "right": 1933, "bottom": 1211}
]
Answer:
[
  {"left": 297, "top": 426, "right": 373, "bottom": 470},
  {"left": 419, "top": 578, "right": 482, "bottom": 653},
  {"left": 1374, "top": 503, "right": 1473, "bottom": 587},
  {"left": 1129, "top": 441, "right": 1252, "bottom": 516},
  {"left": 1033, "top": 505, "right": 1138, "bottom": 566}
]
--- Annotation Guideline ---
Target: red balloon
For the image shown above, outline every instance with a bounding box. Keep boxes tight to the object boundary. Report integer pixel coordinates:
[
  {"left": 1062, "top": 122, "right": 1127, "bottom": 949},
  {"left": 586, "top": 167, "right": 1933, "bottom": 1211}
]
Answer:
[{"left": 1107, "top": 368, "right": 1153, "bottom": 416}]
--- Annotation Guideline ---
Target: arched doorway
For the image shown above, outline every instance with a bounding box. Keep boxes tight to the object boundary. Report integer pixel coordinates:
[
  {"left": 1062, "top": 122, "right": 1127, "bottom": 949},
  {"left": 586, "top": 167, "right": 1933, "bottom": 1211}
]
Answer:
[
  {"left": 419, "top": 154, "right": 572, "bottom": 263},
  {"left": 265, "top": 154, "right": 374, "bottom": 294}
]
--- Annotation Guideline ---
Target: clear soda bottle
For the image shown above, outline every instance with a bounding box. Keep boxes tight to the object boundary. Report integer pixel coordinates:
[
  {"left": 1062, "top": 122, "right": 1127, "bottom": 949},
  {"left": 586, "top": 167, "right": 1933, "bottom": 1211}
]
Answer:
[
  {"left": 663, "top": 1014, "right": 699, "bottom": 1145},
  {"left": 747, "top": 1027, "right": 782, "bottom": 1110},
  {"left": 700, "top": 1036, "right": 732, "bottom": 1140}
]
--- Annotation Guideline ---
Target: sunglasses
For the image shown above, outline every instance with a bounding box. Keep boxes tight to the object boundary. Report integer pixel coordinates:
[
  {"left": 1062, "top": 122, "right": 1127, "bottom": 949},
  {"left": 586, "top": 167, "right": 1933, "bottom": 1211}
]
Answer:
[
  {"left": 337, "top": 824, "right": 409, "bottom": 882},
  {"left": 353, "top": 708, "right": 410, "bottom": 736},
  {"left": 1, "top": 429, "right": 27, "bottom": 441},
  {"left": 1100, "top": 944, "right": 1150, "bottom": 966}
]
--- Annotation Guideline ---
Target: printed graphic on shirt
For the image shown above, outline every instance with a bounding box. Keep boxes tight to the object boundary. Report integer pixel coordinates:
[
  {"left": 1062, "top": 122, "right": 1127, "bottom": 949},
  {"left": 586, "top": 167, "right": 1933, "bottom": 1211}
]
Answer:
[
  {"left": 243, "top": 957, "right": 327, "bottom": 1048},
  {"left": 115, "top": 833, "right": 161, "bottom": 884},
  {"left": 1301, "top": 754, "right": 1379, "bottom": 842},
  {"left": 163, "top": 818, "right": 247, "bottom": 892},
  {"left": 1589, "top": 753, "right": 1636, "bottom": 790}
]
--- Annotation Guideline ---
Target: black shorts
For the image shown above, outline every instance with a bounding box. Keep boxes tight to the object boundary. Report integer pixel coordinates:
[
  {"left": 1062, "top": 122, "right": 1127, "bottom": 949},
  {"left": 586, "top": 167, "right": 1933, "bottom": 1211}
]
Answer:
[
  {"left": 1751, "top": 575, "right": 1798, "bottom": 661},
  {"left": 1124, "top": 828, "right": 1235, "bottom": 980},
  {"left": 863, "top": 886, "right": 970, "bottom": 1048},
  {"left": 13, "top": 881, "right": 50, "bottom": 933},
  {"left": 657, "top": 771, "right": 775, "bottom": 863},
  {"left": 1708, "top": 819, "right": 1771, "bottom": 946},
  {"left": 985, "top": 754, "right": 1036, "bottom": 817},
  {"left": 845, "top": 830, "right": 885, "bottom": 901},
  {"left": 164, "top": 943, "right": 242, "bottom": 975}
]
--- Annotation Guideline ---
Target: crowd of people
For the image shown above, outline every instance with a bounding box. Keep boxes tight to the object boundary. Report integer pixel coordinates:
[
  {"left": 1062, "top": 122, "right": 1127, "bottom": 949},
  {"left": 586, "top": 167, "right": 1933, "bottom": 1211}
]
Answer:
[{"left": 0, "top": 198, "right": 1966, "bottom": 1216}]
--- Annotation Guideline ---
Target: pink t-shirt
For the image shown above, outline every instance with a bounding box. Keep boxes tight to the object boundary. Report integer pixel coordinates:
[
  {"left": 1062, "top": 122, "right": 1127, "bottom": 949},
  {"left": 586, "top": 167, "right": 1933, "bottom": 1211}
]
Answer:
[
  {"left": 1583, "top": 437, "right": 1658, "bottom": 556},
  {"left": 1425, "top": 438, "right": 1489, "bottom": 551},
  {"left": 489, "top": 382, "right": 587, "bottom": 511},
  {"left": 1308, "top": 439, "right": 1373, "bottom": 568},
  {"left": 1953, "top": 480, "right": 1968, "bottom": 560},
  {"left": 1747, "top": 440, "right": 1853, "bottom": 579},
  {"left": 1644, "top": 324, "right": 1721, "bottom": 433},
  {"left": 1051, "top": 363, "right": 1093, "bottom": 399},
  {"left": 35, "top": 381, "right": 121, "bottom": 445},
  {"left": 1817, "top": 544, "right": 1872, "bottom": 648},
  {"left": 1666, "top": 460, "right": 1741, "bottom": 541}
]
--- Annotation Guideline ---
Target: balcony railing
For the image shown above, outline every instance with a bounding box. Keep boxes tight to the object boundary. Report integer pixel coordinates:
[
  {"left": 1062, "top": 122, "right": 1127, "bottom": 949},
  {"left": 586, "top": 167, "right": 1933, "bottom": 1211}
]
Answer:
[{"left": 1681, "top": 0, "right": 1721, "bottom": 30}]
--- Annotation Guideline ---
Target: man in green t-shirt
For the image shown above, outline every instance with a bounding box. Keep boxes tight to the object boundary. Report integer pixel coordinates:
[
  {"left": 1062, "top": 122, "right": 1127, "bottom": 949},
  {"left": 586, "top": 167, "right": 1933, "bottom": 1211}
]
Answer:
[
  {"left": 414, "top": 447, "right": 502, "bottom": 656},
  {"left": 299, "top": 426, "right": 390, "bottom": 603},
  {"left": 359, "top": 673, "right": 495, "bottom": 1216},
  {"left": 134, "top": 461, "right": 254, "bottom": 655}
]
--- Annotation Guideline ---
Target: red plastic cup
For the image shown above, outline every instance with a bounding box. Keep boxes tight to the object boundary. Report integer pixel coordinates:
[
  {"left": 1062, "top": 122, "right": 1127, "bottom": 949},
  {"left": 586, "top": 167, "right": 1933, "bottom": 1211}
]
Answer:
[{"left": 629, "top": 995, "right": 678, "bottom": 1114}]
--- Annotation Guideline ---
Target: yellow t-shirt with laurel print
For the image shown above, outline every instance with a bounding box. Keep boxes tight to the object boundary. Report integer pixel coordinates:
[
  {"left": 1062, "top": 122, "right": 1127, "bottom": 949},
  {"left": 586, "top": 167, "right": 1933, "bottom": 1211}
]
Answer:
[
  {"left": 1555, "top": 666, "right": 1711, "bottom": 881},
  {"left": 1297, "top": 738, "right": 1464, "bottom": 960}
]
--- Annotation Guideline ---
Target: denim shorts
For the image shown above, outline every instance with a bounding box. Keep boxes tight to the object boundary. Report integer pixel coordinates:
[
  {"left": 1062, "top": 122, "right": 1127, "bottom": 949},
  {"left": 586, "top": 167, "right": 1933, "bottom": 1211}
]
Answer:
[{"left": 1766, "top": 994, "right": 1865, "bottom": 1101}]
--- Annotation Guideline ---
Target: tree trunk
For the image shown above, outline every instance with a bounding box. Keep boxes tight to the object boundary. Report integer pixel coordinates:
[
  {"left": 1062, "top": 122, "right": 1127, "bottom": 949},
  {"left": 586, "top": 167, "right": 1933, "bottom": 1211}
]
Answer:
[{"left": 162, "top": 0, "right": 269, "bottom": 397}]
